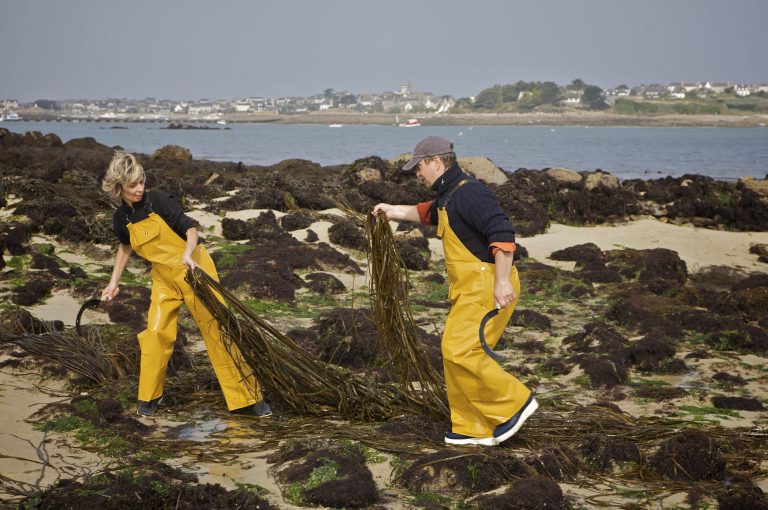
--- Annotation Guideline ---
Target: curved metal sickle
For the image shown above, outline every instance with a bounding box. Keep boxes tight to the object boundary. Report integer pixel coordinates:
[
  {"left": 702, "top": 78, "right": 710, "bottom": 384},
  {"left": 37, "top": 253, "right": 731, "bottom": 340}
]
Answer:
[
  {"left": 479, "top": 308, "right": 506, "bottom": 362},
  {"left": 75, "top": 298, "right": 102, "bottom": 336}
]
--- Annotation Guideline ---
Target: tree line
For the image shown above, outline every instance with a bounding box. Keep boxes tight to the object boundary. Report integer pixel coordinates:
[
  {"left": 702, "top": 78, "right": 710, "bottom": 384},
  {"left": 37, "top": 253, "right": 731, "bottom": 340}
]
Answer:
[{"left": 463, "top": 79, "right": 609, "bottom": 111}]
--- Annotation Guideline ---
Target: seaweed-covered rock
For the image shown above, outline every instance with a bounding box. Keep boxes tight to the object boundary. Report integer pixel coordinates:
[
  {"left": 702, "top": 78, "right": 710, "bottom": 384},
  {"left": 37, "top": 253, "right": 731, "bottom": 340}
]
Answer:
[
  {"left": 273, "top": 441, "right": 378, "bottom": 508},
  {"left": 711, "top": 396, "right": 764, "bottom": 411},
  {"left": 510, "top": 309, "right": 552, "bottom": 330},
  {"left": 579, "top": 433, "right": 641, "bottom": 472},
  {"left": 328, "top": 218, "right": 367, "bottom": 251},
  {"left": 401, "top": 449, "right": 531, "bottom": 494},
  {"left": 525, "top": 446, "right": 580, "bottom": 481},
  {"left": 313, "top": 308, "right": 378, "bottom": 369},
  {"left": 577, "top": 355, "right": 628, "bottom": 389},
  {"left": 304, "top": 272, "right": 345, "bottom": 295},
  {"left": 150, "top": 144, "right": 192, "bottom": 161},
  {"left": 280, "top": 212, "right": 315, "bottom": 231},
  {"left": 473, "top": 476, "right": 569, "bottom": 510},
  {"left": 626, "top": 334, "right": 678, "bottom": 372},
  {"left": 649, "top": 430, "right": 726, "bottom": 481},
  {"left": 563, "top": 322, "right": 629, "bottom": 354}
]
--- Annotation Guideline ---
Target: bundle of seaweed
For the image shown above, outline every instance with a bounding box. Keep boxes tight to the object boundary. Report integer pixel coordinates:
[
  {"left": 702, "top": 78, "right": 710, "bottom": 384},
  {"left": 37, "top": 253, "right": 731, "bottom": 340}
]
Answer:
[
  {"left": 364, "top": 212, "right": 449, "bottom": 418},
  {"left": 0, "top": 325, "right": 137, "bottom": 383},
  {"left": 186, "top": 269, "right": 436, "bottom": 421}
]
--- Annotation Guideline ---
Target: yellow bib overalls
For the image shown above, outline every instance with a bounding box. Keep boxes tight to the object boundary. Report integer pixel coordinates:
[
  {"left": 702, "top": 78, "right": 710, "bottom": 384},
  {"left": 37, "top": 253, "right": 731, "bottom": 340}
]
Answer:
[
  {"left": 437, "top": 197, "right": 532, "bottom": 438},
  {"left": 128, "top": 212, "right": 262, "bottom": 410}
]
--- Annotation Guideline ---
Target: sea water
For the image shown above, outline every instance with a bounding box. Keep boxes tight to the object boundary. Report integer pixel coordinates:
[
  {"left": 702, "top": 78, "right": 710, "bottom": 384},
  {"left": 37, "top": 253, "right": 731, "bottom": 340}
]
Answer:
[{"left": 3, "top": 121, "right": 767, "bottom": 181}]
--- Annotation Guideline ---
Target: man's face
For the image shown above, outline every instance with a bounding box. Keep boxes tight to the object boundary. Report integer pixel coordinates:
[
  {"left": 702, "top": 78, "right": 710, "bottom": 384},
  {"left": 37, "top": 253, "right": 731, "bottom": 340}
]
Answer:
[{"left": 415, "top": 157, "right": 441, "bottom": 187}]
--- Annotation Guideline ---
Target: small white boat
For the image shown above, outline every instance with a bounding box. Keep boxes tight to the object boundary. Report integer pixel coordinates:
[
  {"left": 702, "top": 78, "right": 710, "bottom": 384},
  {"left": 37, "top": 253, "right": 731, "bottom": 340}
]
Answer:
[
  {"left": 328, "top": 123, "right": 343, "bottom": 128},
  {"left": 1, "top": 112, "right": 21, "bottom": 121},
  {"left": 398, "top": 118, "right": 421, "bottom": 127},
  {"left": 216, "top": 120, "right": 228, "bottom": 125}
]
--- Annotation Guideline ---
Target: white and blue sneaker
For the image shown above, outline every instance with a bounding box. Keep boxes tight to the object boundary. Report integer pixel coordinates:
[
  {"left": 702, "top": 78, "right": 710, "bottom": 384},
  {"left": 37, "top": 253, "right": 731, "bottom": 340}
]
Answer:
[
  {"left": 444, "top": 432, "right": 497, "bottom": 446},
  {"left": 493, "top": 394, "right": 538, "bottom": 445}
]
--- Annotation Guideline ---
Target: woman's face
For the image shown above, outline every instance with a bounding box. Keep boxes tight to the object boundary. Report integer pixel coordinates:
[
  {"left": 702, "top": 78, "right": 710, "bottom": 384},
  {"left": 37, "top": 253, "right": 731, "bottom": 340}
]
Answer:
[{"left": 121, "top": 178, "right": 145, "bottom": 205}]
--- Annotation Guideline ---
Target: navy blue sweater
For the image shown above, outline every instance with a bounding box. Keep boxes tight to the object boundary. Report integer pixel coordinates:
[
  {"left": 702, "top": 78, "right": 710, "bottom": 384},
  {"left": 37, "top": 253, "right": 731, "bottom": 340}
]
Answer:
[{"left": 422, "top": 165, "right": 515, "bottom": 263}]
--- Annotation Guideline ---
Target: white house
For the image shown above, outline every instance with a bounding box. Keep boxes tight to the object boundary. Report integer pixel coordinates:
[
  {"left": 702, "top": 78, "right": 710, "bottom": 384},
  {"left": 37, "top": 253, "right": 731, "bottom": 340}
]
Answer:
[
  {"left": 704, "top": 82, "right": 730, "bottom": 94},
  {"left": 669, "top": 87, "right": 686, "bottom": 99},
  {"left": 734, "top": 84, "right": 751, "bottom": 97},
  {"left": 563, "top": 91, "right": 582, "bottom": 104}
]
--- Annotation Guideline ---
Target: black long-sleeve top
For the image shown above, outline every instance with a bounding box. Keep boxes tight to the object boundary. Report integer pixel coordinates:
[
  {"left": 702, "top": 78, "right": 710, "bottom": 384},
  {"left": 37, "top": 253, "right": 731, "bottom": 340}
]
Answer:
[
  {"left": 112, "top": 189, "right": 195, "bottom": 245},
  {"left": 418, "top": 164, "right": 516, "bottom": 263}
]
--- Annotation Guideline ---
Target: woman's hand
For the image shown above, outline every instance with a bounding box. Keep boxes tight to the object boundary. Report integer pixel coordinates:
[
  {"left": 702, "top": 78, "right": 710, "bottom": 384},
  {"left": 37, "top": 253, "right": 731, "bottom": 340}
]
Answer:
[
  {"left": 101, "top": 282, "right": 120, "bottom": 301},
  {"left": 182, "top": 252, "right": 198, "bottom": 272}
]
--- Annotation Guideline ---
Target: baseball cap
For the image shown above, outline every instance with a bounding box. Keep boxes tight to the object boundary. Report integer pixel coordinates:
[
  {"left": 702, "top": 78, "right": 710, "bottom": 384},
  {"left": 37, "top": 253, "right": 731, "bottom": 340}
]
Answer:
[{"left": 402, "top": 136, "right": 454, "bottom": 171}]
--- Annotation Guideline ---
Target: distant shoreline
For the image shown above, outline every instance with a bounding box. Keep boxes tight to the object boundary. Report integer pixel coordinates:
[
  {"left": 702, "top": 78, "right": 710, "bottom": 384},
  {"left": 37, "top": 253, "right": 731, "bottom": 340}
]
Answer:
[{"left": 10, "top": 110, "right": 768, "bottom": 128}]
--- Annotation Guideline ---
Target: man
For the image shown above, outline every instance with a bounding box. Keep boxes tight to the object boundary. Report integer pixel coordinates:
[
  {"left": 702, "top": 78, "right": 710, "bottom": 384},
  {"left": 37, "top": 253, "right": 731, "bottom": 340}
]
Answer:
[{"left": 374, "top": 136, "right": 537, "bottom": 446}]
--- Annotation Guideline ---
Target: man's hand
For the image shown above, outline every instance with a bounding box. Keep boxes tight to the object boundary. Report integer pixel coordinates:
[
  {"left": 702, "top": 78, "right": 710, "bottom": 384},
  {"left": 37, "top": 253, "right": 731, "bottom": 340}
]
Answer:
[
  {"left": 373, "top": 203, "right": 394, "bottom": 218},
  {"left": 494, "top": 279, "right": 517, "bottom": 309}
]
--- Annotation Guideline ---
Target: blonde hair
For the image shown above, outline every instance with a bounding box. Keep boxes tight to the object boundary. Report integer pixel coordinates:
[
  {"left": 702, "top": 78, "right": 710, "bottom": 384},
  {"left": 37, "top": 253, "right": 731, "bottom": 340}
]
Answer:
[{"left": 102, "top": 151, "right": 146, "bottom": 201}]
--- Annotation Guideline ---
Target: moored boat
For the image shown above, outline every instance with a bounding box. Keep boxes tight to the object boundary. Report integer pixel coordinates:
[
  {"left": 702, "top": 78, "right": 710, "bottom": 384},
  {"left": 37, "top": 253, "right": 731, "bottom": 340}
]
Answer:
[
  {"left": 1, "top": 111, "right": 22, "bottom": 121},
  {"left": 396, "top": 116, "right": 421, "bottom": 127}
]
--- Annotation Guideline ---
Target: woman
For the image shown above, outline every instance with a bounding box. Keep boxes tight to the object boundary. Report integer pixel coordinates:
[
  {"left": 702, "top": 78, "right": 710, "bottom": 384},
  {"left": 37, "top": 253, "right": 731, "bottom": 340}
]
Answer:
[{"left": 101, "top": 151, "right": 271, "bottom": 417}]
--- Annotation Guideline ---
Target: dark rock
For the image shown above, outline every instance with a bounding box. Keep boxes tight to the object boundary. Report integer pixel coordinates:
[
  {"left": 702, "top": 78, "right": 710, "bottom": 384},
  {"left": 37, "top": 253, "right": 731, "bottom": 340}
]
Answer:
[
  {"left": 550, "top": 242, "right": 604, "bottom": 264},
  {"left": 473, "top": 476, "right": 568, "bottom": 510},
  {"left": 649, "top": 430, "right": 726, "bottom": 481},
  {"left": 150, "top": 144, "right": 192, "bottom": 161},
  {"left": 314, "top": 308, "right": 378, "bottom": 369},
  {"left": 626, "top": 334, "right": 678, "bottom": 372},
  {"left": 633, "top": 386, "right": 688, "bottom": 402},
  {"left": 305, "top": 272, "right": 345, "bottom": 295},
  {"left": 12, "top": 276, "right": 54, "bottom": 306},
  {"left": 96, "top": 398, "right": 124, "bottom": 422},
  {"left": 305, "top": 229, "right": 319, "bottom": 242},
  {"left": 577, "top": 355, "right": 628, "bottom": 388},
  {"left": 274, "top": 443, "right": 378, "bottom": 508},
  {"left": 538, "top": 358, "right": 571, "bottom": 375},
  {"left": 711, "top": 396, "right": 764, "bottom": 411},
  {"left": 579, "top": 433, "right": 641, "bottom": 472},
  {"left": 221, "top": 217, "right": 252, "bottom": 240},
  {"left": 605, "top": 247, "right": 688, "bottom": 285},
  {"left": 749, "top": 243, "right": 768, "bottom": 263},
  {"left": 563, "top": 322, "right": 629, "bottom": 354},
  {"left": 525, "top": 445, "right": 580, "bottom": 481},
  {"left": 402, "top": 448, "right": 531, "bottom": 494},
  {"left": 280, "top": 212, "right": 314, "bottom": 231},
  {"left": 510, "top": 309, "right": 551, "bottom": 330},
  {"left": 712, "top": 372, "right": 748, "bottom": 386},
  {"left": 328, "top": 218, "right": 367, "bottom": 251}
]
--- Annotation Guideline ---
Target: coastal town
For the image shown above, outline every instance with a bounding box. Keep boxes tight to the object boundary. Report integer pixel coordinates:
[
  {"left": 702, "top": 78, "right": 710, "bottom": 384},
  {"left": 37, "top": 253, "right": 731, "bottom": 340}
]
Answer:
[{"left": 2, "top": 79, "right": 768, "bottom": 124}]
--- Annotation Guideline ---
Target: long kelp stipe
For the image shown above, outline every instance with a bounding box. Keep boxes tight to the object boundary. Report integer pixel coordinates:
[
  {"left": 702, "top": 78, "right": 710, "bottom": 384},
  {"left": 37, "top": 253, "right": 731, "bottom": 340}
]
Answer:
[
  {"left": 186, "top": 269, "right": 441, "bottom": 421},
  {"left": 1, "top": 321, "right": 138, "bottom": 383},
  {"left": 365, "top": 212, "right": 449, "bottom": 418}
]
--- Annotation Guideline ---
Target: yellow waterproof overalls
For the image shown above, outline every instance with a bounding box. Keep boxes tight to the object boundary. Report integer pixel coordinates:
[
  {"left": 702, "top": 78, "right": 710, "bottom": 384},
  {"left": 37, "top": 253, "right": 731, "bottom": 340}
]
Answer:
[
  {"left": 437, "top": 185, "right": 532, "bottom": 438},
  {"left": 128, "top": 212, "right": 262, "bottom": 410}
]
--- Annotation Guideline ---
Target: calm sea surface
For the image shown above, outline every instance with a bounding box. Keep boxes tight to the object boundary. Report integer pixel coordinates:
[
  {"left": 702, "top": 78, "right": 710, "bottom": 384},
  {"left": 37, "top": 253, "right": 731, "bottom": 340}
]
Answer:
[{"left": 4, "top": 121, "right": 767, "bottom": 181}]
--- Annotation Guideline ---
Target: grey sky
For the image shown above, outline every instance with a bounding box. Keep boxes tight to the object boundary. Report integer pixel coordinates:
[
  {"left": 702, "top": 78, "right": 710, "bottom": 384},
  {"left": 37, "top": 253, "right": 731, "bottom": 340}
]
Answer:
[{"left": 1, "top": 0, "right": 767, "bottom": 102}]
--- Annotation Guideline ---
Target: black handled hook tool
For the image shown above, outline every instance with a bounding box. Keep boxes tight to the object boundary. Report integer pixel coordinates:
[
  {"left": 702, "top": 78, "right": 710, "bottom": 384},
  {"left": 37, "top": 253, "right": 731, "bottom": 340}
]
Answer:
[
  {"left": 479, "top": 308, "right": 506, "bottom": 362},
  {"left": 75, "top": 298, "right": 102, "bottom": 336}
]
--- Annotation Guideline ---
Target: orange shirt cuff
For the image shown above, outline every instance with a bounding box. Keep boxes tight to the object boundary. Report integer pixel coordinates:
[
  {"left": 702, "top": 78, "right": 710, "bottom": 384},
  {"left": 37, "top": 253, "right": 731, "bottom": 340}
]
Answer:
[
  {"left": 416, "top": 201, "right": 434, "bottom": 225},
  {"left": 490, "top": 242, "right": 516, "bottom": 256}
]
